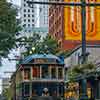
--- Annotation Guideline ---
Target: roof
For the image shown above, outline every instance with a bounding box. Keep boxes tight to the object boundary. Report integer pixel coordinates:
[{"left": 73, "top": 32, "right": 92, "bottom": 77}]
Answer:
[
  {"left": 64, "top": 44, "right": 100, "bottom": 58},
  {"left": 21, "top": 54, "right": 64, "bottom": 64}
]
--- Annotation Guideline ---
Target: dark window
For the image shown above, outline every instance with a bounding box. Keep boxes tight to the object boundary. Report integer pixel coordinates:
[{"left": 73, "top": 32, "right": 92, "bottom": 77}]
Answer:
[
  {"left": 24, "top": 19, "right": 26, "bottom": 22},
  {"left": 32, "top": 15, "right": 34, "bottom": 17},
  {"left": 24, "top": 14, "right": 26, "bottom": 17},
  {"left": 28, "top": 14, "right": 30, "bottom": 17},
  {"left": 32, "top": 24, "right": 34, "bottom": 26},
  {"left": 42, "top": 65, "right": 49, "bottom": 78},
  {"left": 24, "top": 9, "right": 26, "bottom": 12},
  {"left": 28, "top": 19, "right": 30, "bottom": 22},
  {"left": 28, "top": 24, "right": 30, "bottom": 27},
  {"left": 24, "top": 68, "right": 30, "bottom": 80},
  {"left": 32, "top": 10, "right": 34, "bottom": 12},
  {"left": 32, "top": 19, "right": 34, "bottom": 22},
  {"left": 28, "top": 9, "right": 30, "bottom": 12},
  {"left": 58, "top": 68, "right": 63, "bottom": 79},
  {"left": 23, "top": 83, "right": 30, "bottom": 96},
  {"left": 51, "top": 67, "right": 56, "bottom": 78},
  {"left": 29, "top": 30, "right": 31, "bottom": 33},
  {"left": 23, "top": 24, "right": 26, "bottom": 27},
  {"left": 24, "top": 4, "right": 26, "bottom": 7}
]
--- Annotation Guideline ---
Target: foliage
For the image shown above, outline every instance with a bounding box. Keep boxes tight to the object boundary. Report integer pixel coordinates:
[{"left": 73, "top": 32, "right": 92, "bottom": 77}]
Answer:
[
  {"left": 21, "top": 34, "right": 60, "bottom": 57},
  {"left": 67, "top": 63, "right": 96, "bottom": 81},
  {"left": 0, "top": 0, "right": 20, "bottom": 57},
  {"left": 2, "top": 87, "right": 11, "bottom": 100}
]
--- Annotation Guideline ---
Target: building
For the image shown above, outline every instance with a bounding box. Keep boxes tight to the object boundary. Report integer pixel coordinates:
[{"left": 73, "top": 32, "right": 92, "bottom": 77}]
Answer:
[
  {"left": 39, "top": 0, "right": 49, "bottom": 28},
  {"left": 10, "top": 54, "right": 65, "bottom": 99},
  {"left": 64, "top": 45, "right": 100, "bottom": 68},
  {"left": 49, "top": 0, "right": 100, "bottom": 51},
  {"left": 49, "top": 0, "right": 64, "bottom": 49},
  {"left": 64, "top": 45, "right": 100, "bottom": 99},
  {"left": 20, "top": 0, "right": 37, "bottom": 36}
]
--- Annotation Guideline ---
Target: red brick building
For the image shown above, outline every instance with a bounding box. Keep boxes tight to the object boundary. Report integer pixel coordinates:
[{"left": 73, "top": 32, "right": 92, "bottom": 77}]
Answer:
[
  {"left": 49, "top": 1, "right": 79, "bottom": 51},
  {"left": 49, "top": 0, "right": 100, "bottom": 51}
]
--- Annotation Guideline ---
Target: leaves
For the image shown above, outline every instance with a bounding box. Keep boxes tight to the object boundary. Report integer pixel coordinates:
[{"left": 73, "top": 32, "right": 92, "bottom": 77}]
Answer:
[
  {"left": 0, "top": 0, "right": 20, "bottom": 57},
  {"left": 67, "top": 63, "right": 96, "bottom": 81},
  {"left": 20, "top": 34, "right": 60, "bottom": 57}
]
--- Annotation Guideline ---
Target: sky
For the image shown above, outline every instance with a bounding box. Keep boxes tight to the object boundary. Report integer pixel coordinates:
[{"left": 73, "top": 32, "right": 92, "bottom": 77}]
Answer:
[{"left": 11, "top": 0, "right": 21, "bottom": 6}]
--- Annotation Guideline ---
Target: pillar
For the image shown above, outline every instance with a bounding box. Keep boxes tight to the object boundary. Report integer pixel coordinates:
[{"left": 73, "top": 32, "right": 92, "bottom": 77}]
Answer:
[{"left": 80, "top": 78, "right": 88, "bottom": 100}]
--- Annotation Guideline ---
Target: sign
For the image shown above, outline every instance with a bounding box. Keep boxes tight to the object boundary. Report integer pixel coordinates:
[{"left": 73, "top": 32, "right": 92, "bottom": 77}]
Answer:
[{"left": 64, "top": 0, "right": 100, "bottom": 40}]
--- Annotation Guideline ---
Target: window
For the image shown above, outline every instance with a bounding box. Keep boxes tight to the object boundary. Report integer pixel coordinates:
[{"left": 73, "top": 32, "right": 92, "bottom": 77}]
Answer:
[
  {"left": 32, "top": 10, "right": 34, "bottom": 12},
  {"left": 28, "top": 19, "right": 30, "bottom": 22},
  {"left": 42, "top": 65, "right": 49, "bottom": 78},
  {"left": 32, "top": 15, "right": 34, "bottom": 17},
  {"left": 24, "top": 4, "right": 26, "bottom": 7},
  {"left": 32, "top": 67, "right": 40, "bottom": 79},
  {"left": 24, "top": 9, "right": 26, "bottom": 12},
  {"left": 23, "top": 83, "right": 30, "bottom": 96},
  {"left": 24, "top": 68, "right": 30, "bottom": 80},
  {"left": 28, "top": 24, "right": 30, "bottom": 27},
  {"left": 58, "top": 68, "right": 63, "bottom": 79},
  {"left": 28, "top": 9, "right": 30, "bottom": 12},
  {"left": 24, "top": 14, "right": 26, "bottom": 17},
  {"left": 32, "top": 24, "right": 34, "bottom": 26},
  {"left": 28, "top": 14, "right": 30, "bottom": 17},
  {"left": 23, "top": 24, "right": 26, "bottom": 27},
  {"left": 51, "top": 67, "right": 56, "bottom": 79},
  {"left": 32, "top": 19, "right": 34, "bottom": 22},
  {"left": 24, "top": 19, "right": 26, "bottom": 22}
]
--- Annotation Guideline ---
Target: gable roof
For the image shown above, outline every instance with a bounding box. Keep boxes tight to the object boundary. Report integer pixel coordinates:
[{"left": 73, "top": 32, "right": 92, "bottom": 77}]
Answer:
[{"left": 21, "top": 54, "right": 64, "bottom": 64}]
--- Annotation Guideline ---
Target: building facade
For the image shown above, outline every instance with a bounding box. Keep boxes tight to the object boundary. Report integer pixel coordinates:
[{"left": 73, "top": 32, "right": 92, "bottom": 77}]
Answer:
[
  {"left": 20, "top": 0, "right": 37, "bottom": 36},
  {"left": 64, "top": 45, "right": 100, "bottom": 99},
  {"left": 39, "top": 0, "right": 49, "bottom": 28},
  {"left": 49, "top": 0, "right": 64, "bottom": 49}
]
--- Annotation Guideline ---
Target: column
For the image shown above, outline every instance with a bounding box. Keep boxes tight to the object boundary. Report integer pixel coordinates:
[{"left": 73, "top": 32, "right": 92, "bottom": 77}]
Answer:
[
  {"left": 63, "top": 68, "right": 65, "bottom": 80},
  {"left": 22, "top": 69, "right": 24, "bottom": 81},
  {"left": 30, "top": 66, "right": 33, "bottom": 80},
  {"left": 40, "top": 66, "right": 42, "bottom": 79},
  {"left": 97, "top": 80, "right": 100, "bottom": 99},
  {"left": 49, "top": 65, "right": 51, "bottom": 79},
  {"left": 56, "top": 67, "right": 58, "bottom": 80}
]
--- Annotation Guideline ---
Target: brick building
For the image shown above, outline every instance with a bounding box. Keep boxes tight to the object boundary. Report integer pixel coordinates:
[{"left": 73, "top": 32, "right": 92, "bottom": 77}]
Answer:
[
  {"left": 49, "top": 0, "right": 100, "bottom": 51},
  {"left": 49, "top": 1, "right": 64, "bottom": 50}
]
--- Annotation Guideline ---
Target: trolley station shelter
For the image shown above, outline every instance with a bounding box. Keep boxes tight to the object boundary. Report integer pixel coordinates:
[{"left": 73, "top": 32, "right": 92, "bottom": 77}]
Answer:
[{"left": 10, "top": 54, "right": 65, "bottom": 99}]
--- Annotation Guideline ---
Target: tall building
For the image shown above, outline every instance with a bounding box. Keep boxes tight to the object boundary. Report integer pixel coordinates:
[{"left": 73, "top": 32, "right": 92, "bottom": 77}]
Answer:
[
  {"left": 20, "top": 0, "right": 37, "bottom": 36},
  {"left": 49, "top": 0, "right": 64, "bottom": 49},
  {"left": 49, "top": 0, "right": 100, "bottom": 51},
  {"left": 39, "top": 0, "right": 49, "bottom": 29}
]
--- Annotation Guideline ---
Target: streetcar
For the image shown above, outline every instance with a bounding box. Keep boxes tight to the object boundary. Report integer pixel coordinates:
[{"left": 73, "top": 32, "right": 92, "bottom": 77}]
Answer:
[{"left": 10, "top": 54, "right": 64, "bottom": 100}]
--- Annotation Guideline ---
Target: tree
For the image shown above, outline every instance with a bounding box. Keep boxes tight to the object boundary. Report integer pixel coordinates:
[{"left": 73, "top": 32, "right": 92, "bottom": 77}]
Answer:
[
  {"left": 67, "top": 63, "right": 96, "bottom": 81},
  {"left": 34, "top": 35, "right": 60, "bottom": 54},
  {"left": 0, "top": 0, "right": 20, "bottom": 57},
  {"left": 21, "top": 34, "right": 60, "bottom": 56}
]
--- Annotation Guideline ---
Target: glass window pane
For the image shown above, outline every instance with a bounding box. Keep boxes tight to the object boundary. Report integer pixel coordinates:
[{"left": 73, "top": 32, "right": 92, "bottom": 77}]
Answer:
[
  {"left": 42, "top": 65, "right": 49, "bottom": 78},
  {"left": 24, "top": 83, "right": 30, "bottom": 96},
  {"left": 32, "top": 67, "right": 40, "bottom": 79},
  {"left": 24, "top": 68, "right": 30, "bottom": 80},
  {"left": 58, "top": 68, "right": 63, "bottom": 79},
  {"left": 51, "top": 67, "right": 56, "bottom": 79}
]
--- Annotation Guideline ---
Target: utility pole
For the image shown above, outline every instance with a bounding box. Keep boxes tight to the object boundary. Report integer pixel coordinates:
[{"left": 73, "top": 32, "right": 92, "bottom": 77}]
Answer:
[{"left": 27, "top": 0, "right": 100, "bottom": 100}]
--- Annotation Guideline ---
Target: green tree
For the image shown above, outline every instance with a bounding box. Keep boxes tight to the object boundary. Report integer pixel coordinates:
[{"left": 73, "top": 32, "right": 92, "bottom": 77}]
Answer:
[
  {"left": 67, "top": 63, "right": 96, "bottom": 81},
  {"left": 0, "top": 0, "right": 20, "bottom": 57},
  {"left": 21, "top": 34, "right": 60, "bottom": 56},
  {"left": 34, "top": 35, "right": 60, "bottom": 54}
]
